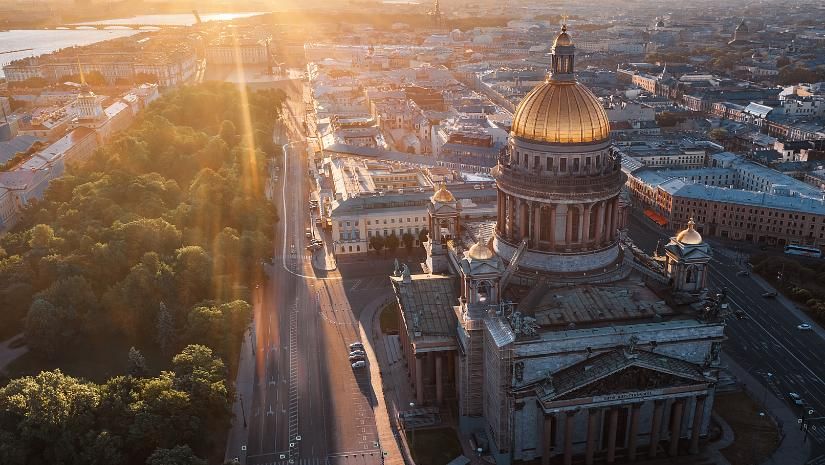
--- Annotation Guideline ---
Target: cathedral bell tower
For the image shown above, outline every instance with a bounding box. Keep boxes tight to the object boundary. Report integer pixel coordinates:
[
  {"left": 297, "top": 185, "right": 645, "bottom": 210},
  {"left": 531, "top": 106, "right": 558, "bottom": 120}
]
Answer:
[
  {"left": 424, "top": 182, "right": 461, "bottom": 273},
  {"left": 664, "top": 218, "right": 711, "bottom": 295}
]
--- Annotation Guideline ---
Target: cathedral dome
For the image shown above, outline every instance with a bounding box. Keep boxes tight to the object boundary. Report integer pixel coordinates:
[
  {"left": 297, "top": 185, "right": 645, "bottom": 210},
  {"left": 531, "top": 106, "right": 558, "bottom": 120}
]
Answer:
[
  {"left": 553, "top": 28, "right": 573, "bottom": 47},
  {"left": 432, "top": 182, "right": 455, "bottom": 203},
  {"left": 468, "top": 241, "right": 494, "bottom": 260},
  {"left": 676, "top": 218, "right": 703, "bottom": 245},
  {"left": 510, "top": 81, "right": 611, "bottom": 144}
]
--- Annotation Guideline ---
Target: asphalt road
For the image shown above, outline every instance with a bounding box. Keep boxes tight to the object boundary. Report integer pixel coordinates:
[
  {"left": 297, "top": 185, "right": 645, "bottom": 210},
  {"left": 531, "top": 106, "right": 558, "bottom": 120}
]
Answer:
[
  {"left": 244, "top": 91, "right": 383, "bottom": 465},
  {"left": 627, "top": 213, "right": 825, "bottom": 453}
]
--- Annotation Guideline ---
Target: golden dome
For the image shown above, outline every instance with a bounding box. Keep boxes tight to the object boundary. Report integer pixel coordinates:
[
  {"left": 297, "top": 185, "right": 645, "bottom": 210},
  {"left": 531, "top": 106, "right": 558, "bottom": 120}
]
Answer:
[
  {"left": 553, "top": 24, "right": 573, "bottom": 47},
  {"left": 511, "top": 81, "right": 611, "bottom": 144},
  {"left": 432, "top": 182, "right": 455, "bottom": 203},
  {"left": 676, "top": 218, "right": 703, "bottom": 245},
  {"left": 468, "top": 241, "right": 494, "bottom": 260}
]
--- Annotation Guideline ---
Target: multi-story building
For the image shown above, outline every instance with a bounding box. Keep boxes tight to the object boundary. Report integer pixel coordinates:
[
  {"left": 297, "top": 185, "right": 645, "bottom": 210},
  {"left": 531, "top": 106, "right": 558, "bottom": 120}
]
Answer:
[
  {"left": 3, "top": 34, "right": 197, "bottom": 87},
  {"left": 205, "top": 36, "right": 270, "bottom": 65},
  {"left": 625, "top": 151, "right": 825, "bottom": 247},
  {"left": 320, "top": 156, "right": 496, "bottom": 255}
]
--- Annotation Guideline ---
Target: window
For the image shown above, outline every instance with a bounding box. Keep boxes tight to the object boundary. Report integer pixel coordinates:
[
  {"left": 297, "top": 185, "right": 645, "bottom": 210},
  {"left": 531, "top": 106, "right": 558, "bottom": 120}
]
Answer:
[
  {"left": 391, "top": 218, "right": 395, "bottom": 223},
  {"left": 524, "top": 153, "right": 529, "bottom": 167},
  {"left": 546, "top": 158, "right": 554, "bottom": 171},
  {"left": 534, "top": 155, "right": 540, "bottom": 169},
  {"left": 560, "top": 158, "right": 567, "bottom": 171},
  {"left": 573, "top": 158, "right": 580, "bottom": 172},
  {"left": 346, "top": 221, "right": 351, "bottom": 227}
]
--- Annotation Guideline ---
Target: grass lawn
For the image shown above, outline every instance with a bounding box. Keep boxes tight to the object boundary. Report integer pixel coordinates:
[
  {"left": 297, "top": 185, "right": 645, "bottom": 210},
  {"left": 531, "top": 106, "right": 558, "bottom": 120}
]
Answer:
[
  {"left": 379, "top": 302, "right": 400, "bottom": 334},
  {"left": 0, "top": 331, "right": 169, "bottom": 384},
  {"left": 715, "top": 392, "right": 781, "bottom": 465},
  {"left": 406, "top": 427, "right": 463, "bottom": 465}
]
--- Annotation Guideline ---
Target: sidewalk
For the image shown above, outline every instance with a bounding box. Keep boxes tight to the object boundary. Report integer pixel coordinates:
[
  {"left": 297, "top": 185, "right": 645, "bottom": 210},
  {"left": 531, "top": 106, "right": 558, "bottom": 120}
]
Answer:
[
  {"left": 721, "top": 353, "right": 811, "bottom": 465},
  {"left": 225, "top": 325, "right": 256, "bottom": 465},
  {"left": 359, "top": 291, "right": 408, "bottom": 465}
]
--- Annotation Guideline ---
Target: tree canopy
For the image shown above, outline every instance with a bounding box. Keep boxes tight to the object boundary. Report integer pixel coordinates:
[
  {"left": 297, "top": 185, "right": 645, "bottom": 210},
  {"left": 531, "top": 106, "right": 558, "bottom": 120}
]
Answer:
[{"left": 0, "top": 82, "right": 284, "bottom": 462}]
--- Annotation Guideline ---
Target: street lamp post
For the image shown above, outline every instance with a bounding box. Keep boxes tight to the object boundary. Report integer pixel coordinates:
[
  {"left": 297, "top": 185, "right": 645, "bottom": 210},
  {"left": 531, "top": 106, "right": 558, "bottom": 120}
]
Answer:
[{"left": 763, "top": 372, "right": 772, "bottom": 408}]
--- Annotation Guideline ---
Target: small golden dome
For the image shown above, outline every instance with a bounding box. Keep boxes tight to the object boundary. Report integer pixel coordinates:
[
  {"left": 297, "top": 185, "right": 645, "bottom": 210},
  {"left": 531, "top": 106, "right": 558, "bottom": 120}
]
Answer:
[
  {"left": 432, "top": 182, "right": 455, "bottom": 203},
  {"left": 676, "top": 218, "right": 703, "bottom": 245},
  {"left": 468, "top": 241, "right": 494, "bottom": 260},
  {"left": 511, "top": 81, "right": 610, "bottom": 144},
  {"left": 553, "top": 24, "right": 573, "bottom": 47}
]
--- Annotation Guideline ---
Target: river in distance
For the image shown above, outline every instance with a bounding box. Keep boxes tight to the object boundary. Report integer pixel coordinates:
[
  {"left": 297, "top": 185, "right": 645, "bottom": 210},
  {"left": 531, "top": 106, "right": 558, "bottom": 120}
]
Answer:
[{"left": 0, "top": 12, "right": 265, "bottom": 78}]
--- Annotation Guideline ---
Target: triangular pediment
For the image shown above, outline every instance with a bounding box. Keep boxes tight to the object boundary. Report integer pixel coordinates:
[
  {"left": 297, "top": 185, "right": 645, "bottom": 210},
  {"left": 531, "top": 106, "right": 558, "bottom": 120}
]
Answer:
[
  {"left": 536, "top": 349, "right": 710, "bottom": 402},
  {"left": 556, "top": 365, "right": 699, "bottom": 401},
  {"left": 431, "top": 202, "right": 458, "bottom": 214}
]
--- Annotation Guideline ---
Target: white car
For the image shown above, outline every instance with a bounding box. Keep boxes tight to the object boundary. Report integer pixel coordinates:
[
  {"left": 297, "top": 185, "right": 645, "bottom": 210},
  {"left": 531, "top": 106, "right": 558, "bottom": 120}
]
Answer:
[
  {"left": 349, "top": 342, "right": 364, "bottom": 351},
  {"left": 349, "top": 350, "right": 366, "bottom": 358},
  {"left": 798, "top": 323, "right": 813, "bottom": 331},
  {"left": 351, "top": 360, "right": 367, "bottom": 369}
]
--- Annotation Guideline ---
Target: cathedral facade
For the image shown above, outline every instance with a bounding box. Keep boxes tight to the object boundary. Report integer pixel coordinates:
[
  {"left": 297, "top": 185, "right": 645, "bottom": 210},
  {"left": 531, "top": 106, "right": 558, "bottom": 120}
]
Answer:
[{"left": 391, "top": 25, "right": 725, "bottom": 465}]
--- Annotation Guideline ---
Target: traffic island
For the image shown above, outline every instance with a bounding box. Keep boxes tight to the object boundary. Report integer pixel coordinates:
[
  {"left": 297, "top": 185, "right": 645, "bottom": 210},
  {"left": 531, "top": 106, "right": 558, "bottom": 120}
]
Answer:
[{"left": 714, "top": 392, "right": 781, "bottom": 465}]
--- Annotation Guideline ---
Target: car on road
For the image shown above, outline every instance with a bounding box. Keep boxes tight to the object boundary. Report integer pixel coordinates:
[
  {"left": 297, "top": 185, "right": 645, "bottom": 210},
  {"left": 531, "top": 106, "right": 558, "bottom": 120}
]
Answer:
[
  {"left": 789, "top": 392, "right": 805, "bottom": 405},
  {"left": 798, "top": 323, "right": 813, "bottom": 331},
  {"left": 349, "top": 350, "right": 366, "bottom": 357},
  {"left": 762, "top": 291, "right": 778, "bottom": 298},
  {"left": 736, "top": 270, "right": 750, "bottom": 277},
  {"left": 351, "top": 360, "right": 367, "bottom": 369},
  {"left": 349, "top": 354, "right": 365, "bottom": 362},
  {"left": 349, "top": 342, "right": 364, "bottom": 351},
  {"left": 315, "top": 218, "right": 322, "bottom": 226},
  {"left": 305, "top": 228, "right": 312, "bottom": 239}
]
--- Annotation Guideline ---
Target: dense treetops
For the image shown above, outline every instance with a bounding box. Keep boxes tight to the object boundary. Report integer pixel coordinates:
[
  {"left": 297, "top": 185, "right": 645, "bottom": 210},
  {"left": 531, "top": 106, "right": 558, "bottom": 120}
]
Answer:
[{"left": 0, "top": 81, "right": 286, "bottom": 464}]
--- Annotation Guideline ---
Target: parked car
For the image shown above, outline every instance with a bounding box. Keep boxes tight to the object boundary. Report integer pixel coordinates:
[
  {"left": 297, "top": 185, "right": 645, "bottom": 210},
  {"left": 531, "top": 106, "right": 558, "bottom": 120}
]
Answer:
[
  {"left": 762, "top": 291, "right": 778, "bottom": 298},
  {"left": 349, "top": 350, "right": 366, "bottom": 357},
  {"left": 348, "top": 355, "right": 365, "bottom": 362},
  {"left": 736, "top": 270, "right": 750, "bottom": 277},
  {"left": 351, "top": 360, "right": 367, "bottom": 369},
  {"left": 349, "top": 342, "right": 364, "bottom": 351},
  {"left": 789, "top": 392, "right": 804, "bottom": 405},
  {"left": 798, "top": 323, "right": 813, "bottom": 331}
]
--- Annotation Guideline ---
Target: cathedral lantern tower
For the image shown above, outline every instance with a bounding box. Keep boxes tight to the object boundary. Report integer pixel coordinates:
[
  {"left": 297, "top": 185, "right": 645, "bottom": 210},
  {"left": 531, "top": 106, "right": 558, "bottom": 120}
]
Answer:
[
  {"left": 493, "top": 24, "right": 625, "bottom": 275},
  {"left": 664, "top": 218, "right": 711, "bottom": 294},
  {"left": 424, "top": 183, "right": 461, "bottom": 273}
]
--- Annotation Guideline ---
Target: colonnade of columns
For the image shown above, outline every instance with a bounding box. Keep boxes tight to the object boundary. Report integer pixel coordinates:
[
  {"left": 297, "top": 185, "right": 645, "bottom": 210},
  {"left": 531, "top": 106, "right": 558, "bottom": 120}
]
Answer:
[
  {"left": 497, "top": 190, "right": 621, "bottom": 252},
  {"left": 539, "top": 395, "right": 707, "bottom": 465},
  {"left": 410, "top": 351, "right": 450, "bottom": 405}
]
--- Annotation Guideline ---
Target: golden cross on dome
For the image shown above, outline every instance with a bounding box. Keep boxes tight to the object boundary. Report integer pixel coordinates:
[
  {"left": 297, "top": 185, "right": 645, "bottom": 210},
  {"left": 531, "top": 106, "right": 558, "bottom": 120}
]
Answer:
[{"left": 561, "top": 14, "right": 569, "bottom": 31}]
